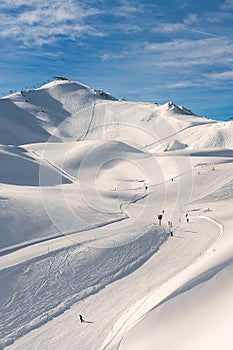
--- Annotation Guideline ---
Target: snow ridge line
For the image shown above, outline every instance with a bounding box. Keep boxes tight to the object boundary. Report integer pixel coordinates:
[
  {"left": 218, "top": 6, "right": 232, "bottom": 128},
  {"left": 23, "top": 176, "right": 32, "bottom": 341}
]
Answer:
[
  {"left": 142, "top": 121, "right": 213, "bottom": 150},
  {"left": 120, "top": 192, "right": 148, "bottom": 218},
  {"left": 30, "top": 149, "right": 78, "bottom": 183}
]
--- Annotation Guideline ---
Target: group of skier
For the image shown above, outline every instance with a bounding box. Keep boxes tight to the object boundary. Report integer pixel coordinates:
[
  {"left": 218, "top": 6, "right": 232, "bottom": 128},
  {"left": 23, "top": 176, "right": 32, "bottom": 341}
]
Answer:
[{"left": 157, "top": 210, "right": 190, "bottom": 237}]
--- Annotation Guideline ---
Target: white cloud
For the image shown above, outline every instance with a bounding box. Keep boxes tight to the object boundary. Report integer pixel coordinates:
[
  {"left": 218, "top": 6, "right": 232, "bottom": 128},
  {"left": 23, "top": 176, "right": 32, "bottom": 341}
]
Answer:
[
  {"left": 156, "top": 22, "right": 185, "bottom": 33},
  {"left": 207, "top": 71, "right": 233, "bottom": 80},
  {"left": 168, "top": 81, "right": 200, "bottom": 88},
  {"left": 144, "top": 37, "right": 233, "bottom": 68},
  {"left": 113, "top": 0, "right": 145, "bottom": 18},
  {"left": 0, "top": 0, "right": 103, "bottom": 46},
  {"left": 183, "top": 13, "right": 199, "bottom": 25},
  {"left": 152, "top": 13, "right": 225, "bottom": 38},
  {"left": 100, "top": 51, "right": 129, "bottom": 61},
  {"left": 158, "top": 13, "right": 199, "bottom": 33}
]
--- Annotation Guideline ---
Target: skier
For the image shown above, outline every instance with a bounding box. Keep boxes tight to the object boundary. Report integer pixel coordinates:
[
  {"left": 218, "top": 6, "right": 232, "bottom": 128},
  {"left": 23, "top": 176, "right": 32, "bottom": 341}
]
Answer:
[
  {"left": 186, "top": 213, "right": 189, "bottom": 223},
  {"left": 157, "top": 214, "right": 163, "bottom": 226},
  {"left": 79, "top": 314, "right": 84, "bottom": 323}
]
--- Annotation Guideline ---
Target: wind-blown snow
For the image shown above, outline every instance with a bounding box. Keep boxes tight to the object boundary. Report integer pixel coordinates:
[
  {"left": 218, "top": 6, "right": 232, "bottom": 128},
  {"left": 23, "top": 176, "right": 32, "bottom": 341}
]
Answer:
[{"left": 0, "top": 79, "right": 233, "bottom": 350}]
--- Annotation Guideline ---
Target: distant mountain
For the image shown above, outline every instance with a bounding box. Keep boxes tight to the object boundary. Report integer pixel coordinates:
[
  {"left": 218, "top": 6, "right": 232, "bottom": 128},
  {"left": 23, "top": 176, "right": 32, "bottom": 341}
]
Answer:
[{"left": 0, "top": 78, "right": 226, "bottom": 148}]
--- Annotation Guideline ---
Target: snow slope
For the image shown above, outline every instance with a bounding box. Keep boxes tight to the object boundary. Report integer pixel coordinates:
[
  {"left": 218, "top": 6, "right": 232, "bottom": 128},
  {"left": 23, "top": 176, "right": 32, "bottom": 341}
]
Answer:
[{"left": 0, "top": 78, "right": 232, "bottom": 350}]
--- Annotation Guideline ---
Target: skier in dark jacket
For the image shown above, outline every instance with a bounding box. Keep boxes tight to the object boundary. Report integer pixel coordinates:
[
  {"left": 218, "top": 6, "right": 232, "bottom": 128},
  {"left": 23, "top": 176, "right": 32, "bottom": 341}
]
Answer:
[{"left": 79, "top": 314, "right": 84, "bottom": 323}]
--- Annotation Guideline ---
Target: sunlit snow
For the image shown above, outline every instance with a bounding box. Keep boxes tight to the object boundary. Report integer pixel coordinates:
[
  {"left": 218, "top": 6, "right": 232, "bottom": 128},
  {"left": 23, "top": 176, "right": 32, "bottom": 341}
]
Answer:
[{"left": 0, "top": 79, "right": 233, "bottom": 350}]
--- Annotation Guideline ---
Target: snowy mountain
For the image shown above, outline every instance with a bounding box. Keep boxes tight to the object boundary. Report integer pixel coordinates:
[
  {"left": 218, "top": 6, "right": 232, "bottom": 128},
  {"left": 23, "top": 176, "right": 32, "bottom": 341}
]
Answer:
[{"left": 0, "top": 78, "right": 233, "bottom": 350}]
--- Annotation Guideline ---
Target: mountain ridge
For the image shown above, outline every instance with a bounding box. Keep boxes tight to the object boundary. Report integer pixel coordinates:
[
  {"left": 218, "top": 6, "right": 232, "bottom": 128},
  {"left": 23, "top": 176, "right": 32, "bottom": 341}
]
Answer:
[{"left": 0, "top": 78, "right": 222, "bottom": 148}]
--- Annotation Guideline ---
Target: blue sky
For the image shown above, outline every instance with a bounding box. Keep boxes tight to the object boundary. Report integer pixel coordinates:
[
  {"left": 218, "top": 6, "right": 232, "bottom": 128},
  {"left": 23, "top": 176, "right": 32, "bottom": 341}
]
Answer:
[{"left": 0, "top": 0, "right": 233, "bottom": 121}]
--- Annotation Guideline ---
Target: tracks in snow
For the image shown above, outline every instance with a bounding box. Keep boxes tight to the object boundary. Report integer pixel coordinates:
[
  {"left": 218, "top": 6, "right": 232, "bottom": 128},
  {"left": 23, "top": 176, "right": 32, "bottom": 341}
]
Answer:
[{"left": 101, "top": 215, "right": 223, "bottom": 350}]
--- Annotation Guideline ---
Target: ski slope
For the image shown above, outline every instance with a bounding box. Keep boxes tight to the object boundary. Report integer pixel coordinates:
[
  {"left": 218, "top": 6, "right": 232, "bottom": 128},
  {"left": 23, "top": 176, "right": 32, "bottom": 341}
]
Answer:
[{"left": 0, "top": 79, "right": 233, "bottom": 350}]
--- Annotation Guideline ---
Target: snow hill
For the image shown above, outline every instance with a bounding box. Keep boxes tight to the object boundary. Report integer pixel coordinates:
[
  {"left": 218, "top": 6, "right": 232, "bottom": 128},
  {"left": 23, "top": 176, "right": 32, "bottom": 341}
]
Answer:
[{"left": 0, "top": 78, "right": 233, "bottom": 350}]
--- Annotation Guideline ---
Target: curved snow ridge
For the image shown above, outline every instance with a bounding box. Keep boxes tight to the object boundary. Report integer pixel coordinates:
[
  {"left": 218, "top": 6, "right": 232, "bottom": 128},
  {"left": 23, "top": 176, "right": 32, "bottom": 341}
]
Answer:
[{"left": 45, "top": 139, "right": 145, "bottom": 180}]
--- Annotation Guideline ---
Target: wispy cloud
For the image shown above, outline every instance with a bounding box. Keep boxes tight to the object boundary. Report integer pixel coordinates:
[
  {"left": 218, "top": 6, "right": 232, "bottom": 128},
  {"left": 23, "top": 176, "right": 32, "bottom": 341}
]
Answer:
[
  {"left": 167, "top": 81, "right": 200, "bottom": 89},
  {"left": 220, "top": 0, "right": 233, "bottom": 10},
  {"left": 113, "top": 0, "right": 145, "bottom": 18},
  {"left": 100, "top": 51, "right": 129, "bottom": 61},
  {"left": 144, "top": 37, "right": 233, "bottom": 68},
  {"left": 0, "top": 0, "right": 103, "bottom": 46},
  {"left": 207, "top": 71, "right": 233, "bottom": 80},
  {"left": 152, "top": 12, "right": 228, "bottom": 39}
]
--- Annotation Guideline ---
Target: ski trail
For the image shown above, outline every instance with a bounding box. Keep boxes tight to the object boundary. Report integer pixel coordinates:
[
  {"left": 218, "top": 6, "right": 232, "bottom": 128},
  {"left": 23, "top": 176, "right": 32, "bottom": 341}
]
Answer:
[
  {"left": 0, "top": 214, "right": 128, "bottom": 259},
  {"left": 79, "top": 97, "right": 96, "bottom": 140},
  {"left": 142, "top": 120, "right": 214, "bottom": 151},
  {"left": 120, "top": 193, "right": 148, "bottom": 218},
  {"left": 197, "top": 215, "right": 223, "bottom": 242},
  {"left": 0, "top": 166, "right": 148, "bottom": 261},
  {"left": 102, "top": 215, "right": 223, "bottom": 350},
  {"left": 30, "top": 149, "right": 78, "bottom": 183}
]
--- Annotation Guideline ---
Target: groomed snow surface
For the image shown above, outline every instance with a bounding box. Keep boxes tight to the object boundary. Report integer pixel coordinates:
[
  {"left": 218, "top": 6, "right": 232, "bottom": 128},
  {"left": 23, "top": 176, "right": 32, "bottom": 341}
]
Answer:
[{"left": 0, "top": 79, "right": 233, "bottom": 350}]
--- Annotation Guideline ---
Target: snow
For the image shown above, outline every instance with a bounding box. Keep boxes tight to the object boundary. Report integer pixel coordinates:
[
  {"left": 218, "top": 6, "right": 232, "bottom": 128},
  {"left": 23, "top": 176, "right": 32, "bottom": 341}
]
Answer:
[
  {"left": 0, "top": 79, "right": 232, "bottom": 350},
  {"left": 164, "top": 139, "right": 188, "bottom": 151},
  {"left": 179, "top": 122, "right": 233, "bottom": 149},
  {"left": 118, "top": 208, "right": 233, "bottom": 350}
]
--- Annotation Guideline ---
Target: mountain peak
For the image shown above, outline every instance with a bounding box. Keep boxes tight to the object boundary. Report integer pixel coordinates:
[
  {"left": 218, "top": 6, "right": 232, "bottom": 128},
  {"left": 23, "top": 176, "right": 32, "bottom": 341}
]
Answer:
[
  {"left": 163, "top": 101, "right": 194, "bottom": 115},
  {"left": 38, "top": 78, "right": 118, "bottom": 101}
]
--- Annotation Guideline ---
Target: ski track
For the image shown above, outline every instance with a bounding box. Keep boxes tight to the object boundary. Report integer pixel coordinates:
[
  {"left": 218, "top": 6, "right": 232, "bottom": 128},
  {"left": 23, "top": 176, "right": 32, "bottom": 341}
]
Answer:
[
  {"left": 102, "top": 214, "right": 223, "bottom": 350},
  {"left": 0, "top": 227, "right": 168, "bottom": 348},
  {"left": 78, "top": 97, "right": 96, "bottom": 141},
  {"left": 0, "top": 214, "right": 127, "bottom": 258},
  {"left": 30, "top": 149, "right": 78, "bottom": 183},
  {"left": 142, "top": 120, "right": 213, "bottom": 151}
]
